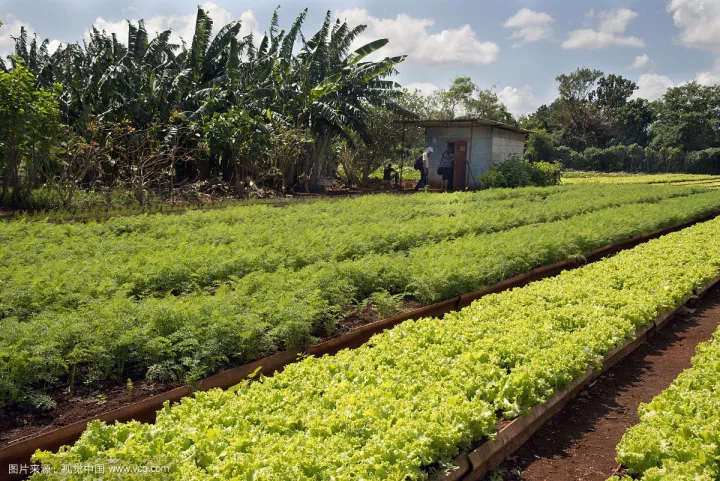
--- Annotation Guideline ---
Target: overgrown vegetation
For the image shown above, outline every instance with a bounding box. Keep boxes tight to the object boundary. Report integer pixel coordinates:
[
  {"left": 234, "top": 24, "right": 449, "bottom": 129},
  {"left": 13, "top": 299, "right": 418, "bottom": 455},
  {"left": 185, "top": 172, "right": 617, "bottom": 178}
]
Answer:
[
  {"left": 0, "top": 8, "right": 421, "bottom": 208},
  {"left": 4, "top": 9, "right": 718, "bottom": 205}
]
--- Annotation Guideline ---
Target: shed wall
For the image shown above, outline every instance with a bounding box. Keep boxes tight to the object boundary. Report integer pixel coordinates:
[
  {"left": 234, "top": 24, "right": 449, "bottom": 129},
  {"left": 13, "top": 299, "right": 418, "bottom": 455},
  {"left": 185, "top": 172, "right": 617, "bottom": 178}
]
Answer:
[{"left": 491, "top": 129, "right": 526, "bottom": 165}]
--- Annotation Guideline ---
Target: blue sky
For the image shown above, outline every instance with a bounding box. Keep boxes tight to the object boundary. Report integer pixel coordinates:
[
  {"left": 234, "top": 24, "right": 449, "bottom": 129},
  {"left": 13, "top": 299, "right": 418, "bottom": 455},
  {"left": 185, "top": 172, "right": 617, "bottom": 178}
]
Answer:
[{"left": 1, "top": 0, "right": 719, "bottom": 115}]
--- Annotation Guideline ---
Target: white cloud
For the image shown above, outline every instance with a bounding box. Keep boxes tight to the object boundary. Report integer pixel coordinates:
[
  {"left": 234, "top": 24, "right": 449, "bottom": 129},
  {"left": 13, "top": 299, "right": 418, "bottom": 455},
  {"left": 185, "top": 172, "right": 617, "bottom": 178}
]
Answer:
[
  {"left": 595, "top": 8, "right": 638, "bottom": 34},
  {"left": 503, "top": 9, "right": 554, "bottom": 47},
  {"left": 668, "top": 0, "right": 720, "bottom": 53},
  {"left": 498, "top": 85, "right": 540, "bottom": 116},
  {"left": 90, "top": 3, "right": 259, "bottom": 47},
  {"left": 634, "top": 73, "right": 675, "bottom": 100},
  {"left": 335, "top": 8, "right": 499, "bottom": 65},
  {"left": 632, "top": 54, "right": 655, "bottom": 71},
  {"left": 0, "top": 13, "right": 62, "bottom": 58},
  {"left": 405, "top": 82, "right": 440, "bottom": 96},
  {"left": 563, "top": 8, "right": 644, "bottom": 50},
  {"left": 697, "top": 58, "right": 720, "bottom": 85}
]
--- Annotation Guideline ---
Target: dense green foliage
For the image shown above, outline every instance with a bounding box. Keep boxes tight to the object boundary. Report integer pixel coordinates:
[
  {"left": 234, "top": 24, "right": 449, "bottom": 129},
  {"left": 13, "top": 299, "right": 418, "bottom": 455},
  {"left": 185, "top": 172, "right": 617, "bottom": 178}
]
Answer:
[
  {"left": 1, "top": 8, "right": 410, "bottom": 203},
  {"left": 478, "top": 158, "right": 561, "bottom": 188},
  {"left": 30, "top": 216, "right": 720, "bottom": 480},
  {"left": 556, "top": 144, "right": 720, "bottom": 174},
  {"left": 0, "top": 63, "right": 62, "bottom": 203},
  {"left": 2, "top": 184, "right": 719, "bottom": 410},
  {"left": 413, "top": 76, "right": 515, "bottom": 123},
  {"left": 609, "top": 328, "right": 720, "bottom": 481},
  {"left": 520, "top": 68, "right": 720, "bottom": 174}
]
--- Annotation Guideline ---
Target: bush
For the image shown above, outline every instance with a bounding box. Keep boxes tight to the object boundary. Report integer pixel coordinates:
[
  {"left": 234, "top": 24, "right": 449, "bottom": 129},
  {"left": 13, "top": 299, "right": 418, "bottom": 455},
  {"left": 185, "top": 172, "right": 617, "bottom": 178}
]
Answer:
[
  {"left": 684, "top": 148, "right": 720, "bottom": 174},
  {"left": 557, "top": 144, "right": 696, "bottom": 173},
  {"left": 525, "top": 130, "right": 556, "bottom": 163},
  {"left": 555, "top": 146, "right": 586, "bottom": 170},
  {"left": 530, "top": 161, "right": 563, "bottom": 186},
  {"left": 478, "top": 157, "right": 562, "bottom": 189}
]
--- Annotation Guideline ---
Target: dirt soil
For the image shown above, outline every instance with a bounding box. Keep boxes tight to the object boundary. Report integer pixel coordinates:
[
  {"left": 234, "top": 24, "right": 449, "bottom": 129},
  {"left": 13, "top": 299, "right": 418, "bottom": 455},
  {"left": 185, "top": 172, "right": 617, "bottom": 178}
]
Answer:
[
  {"left": 493, "top": 283, "right": 720, "bottom": 481},
  {"left": 0, "top": 300, "right": 420, "bottom": 448}
]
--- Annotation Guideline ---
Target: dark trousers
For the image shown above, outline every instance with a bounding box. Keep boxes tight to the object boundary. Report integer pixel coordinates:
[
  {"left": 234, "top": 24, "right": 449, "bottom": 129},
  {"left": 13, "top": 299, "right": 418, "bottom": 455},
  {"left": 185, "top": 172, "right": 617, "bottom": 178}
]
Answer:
[{"left": 415, "top": 169, "right": 428, "bottom": 190}]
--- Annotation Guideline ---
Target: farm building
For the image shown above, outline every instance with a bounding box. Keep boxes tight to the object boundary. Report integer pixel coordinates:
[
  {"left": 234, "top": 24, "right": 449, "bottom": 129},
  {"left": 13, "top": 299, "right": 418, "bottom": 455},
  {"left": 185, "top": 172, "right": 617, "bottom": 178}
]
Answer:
[{"left": 405, "top": 119, "right": 530, "bottom": 191}]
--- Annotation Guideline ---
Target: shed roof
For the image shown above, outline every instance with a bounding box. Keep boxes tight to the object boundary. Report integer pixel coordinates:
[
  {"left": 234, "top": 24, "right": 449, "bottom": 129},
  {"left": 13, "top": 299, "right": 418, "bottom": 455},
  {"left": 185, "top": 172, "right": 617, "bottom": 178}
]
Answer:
[{"left": 403, "top": 118, "right": 531, "bottom": 135}]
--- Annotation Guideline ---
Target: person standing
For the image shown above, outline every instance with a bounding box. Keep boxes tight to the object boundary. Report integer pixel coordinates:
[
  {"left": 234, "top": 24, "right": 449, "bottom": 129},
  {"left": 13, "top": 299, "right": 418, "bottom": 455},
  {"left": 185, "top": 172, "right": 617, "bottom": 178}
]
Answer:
[
  {"left": 414, "top": 147, "right": 433, "bottom": 191},
  {"left": 439, "top": 145, "right": 454, "bottom": 192}
]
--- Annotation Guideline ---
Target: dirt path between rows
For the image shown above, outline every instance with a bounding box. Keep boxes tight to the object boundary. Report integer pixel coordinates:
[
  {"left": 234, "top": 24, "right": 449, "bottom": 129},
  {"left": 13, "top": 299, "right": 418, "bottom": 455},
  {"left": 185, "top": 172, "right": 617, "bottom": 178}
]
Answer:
[{"left": 493, "top": 283, "right": 720, "bottom": 481}]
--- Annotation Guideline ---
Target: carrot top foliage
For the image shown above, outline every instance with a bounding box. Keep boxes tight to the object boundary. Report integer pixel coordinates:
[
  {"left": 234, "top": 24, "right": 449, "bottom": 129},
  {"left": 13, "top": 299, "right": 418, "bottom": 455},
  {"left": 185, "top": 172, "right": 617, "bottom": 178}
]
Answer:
[{"left": 2, "top": 184, "right": 720, "bottom": 411}]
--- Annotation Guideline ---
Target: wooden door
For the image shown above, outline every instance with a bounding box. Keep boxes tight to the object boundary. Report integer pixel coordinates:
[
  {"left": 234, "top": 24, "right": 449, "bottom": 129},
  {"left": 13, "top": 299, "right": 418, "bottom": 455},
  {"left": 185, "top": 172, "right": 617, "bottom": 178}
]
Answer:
[{"left": 453, "top": 141, "right": 467, "bottom": 191}]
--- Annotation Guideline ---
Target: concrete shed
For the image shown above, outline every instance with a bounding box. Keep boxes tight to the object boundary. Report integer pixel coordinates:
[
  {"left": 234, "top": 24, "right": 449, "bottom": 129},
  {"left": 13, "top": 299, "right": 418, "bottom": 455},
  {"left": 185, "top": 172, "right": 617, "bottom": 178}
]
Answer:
[{"left": 405, "top": 119, "right": 530, "bottom": 191}]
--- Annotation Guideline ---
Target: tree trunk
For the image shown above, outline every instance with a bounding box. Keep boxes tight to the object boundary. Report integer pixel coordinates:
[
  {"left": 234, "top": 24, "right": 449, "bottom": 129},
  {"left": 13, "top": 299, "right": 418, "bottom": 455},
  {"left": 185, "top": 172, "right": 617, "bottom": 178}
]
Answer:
[{"left": 309, "top": 132, "right": 332, "bottom": 191}]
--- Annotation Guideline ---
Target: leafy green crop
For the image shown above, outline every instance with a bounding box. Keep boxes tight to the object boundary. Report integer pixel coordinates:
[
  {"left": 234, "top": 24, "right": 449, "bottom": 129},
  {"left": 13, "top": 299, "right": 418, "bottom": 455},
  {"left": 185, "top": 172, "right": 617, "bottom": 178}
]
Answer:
[
  {"left": 30, "top": 217, "right": 720, "bottom": 480},
  {"left": 608, "top": 326, "right": 720, "bottom": 481},
  {"left": 3, "top": 186, "right": 720, "bottom": 410},
  {"left": 0, "top": 184, "right": 703, "bottom": 320}
]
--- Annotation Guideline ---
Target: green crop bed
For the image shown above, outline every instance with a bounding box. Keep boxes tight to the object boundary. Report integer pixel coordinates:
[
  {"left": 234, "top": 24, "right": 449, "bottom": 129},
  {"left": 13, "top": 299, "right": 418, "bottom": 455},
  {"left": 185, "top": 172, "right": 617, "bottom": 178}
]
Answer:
[
  {"left": 609, "top": 327, "right": 720, "bottom": 481},
  {"left": 30, "top": 215, "right": 720, "bottom": 480},
  {"left": 2, "top": 185, "right": 720, "bottom": 411},
  {"left": 563, "top": 173, "right": 720, "bottom": 185}
]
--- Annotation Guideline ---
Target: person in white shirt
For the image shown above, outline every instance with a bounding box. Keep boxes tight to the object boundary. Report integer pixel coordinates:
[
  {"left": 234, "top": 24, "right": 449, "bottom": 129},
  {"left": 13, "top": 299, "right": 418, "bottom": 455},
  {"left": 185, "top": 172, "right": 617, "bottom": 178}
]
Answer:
[{"left": 414, "top": 147, "right": 433, "bottom": 191}]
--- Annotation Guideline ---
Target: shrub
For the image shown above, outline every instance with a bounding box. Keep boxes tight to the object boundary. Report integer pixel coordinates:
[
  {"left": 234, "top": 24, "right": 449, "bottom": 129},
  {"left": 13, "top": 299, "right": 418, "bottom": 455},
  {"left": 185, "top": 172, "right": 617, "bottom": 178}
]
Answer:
[
  {"left": 684, "top": 148, "right": 720, "bottom": 174},
  {"left": 478, "top": 157, "right": 562, "bottom": 189},
  {"left": 556, "top": 144, "right": 708, "bottom": 174},
  {"left": 555, "top": 146, "right": 587, "bottom": 170},
  {"left": 525, "top": 130, "right": 556, "bottom": 163},
  {"left": 530, "top": 161, "right": 563, "bottom": 186}
]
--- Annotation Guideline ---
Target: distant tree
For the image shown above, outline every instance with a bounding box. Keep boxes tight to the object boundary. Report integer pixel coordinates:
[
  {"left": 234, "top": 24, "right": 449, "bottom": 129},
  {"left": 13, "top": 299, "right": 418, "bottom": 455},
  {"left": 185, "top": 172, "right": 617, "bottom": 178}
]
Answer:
[
  {"left": 650, "top": 82, "right": 720, "bottom": 151},
  {"left": 0, "top": 62, "right": 62, "bottom": 202},
  {"left": 0, "top": 20, "right": 6, "bottom": 72},
  {"left": 465, "top": 88, "right": 515, "bottom": 124},
  {"left": 555, "top": 67, "right": 605, "bottom": 150},
  {"left": 441, "top": 76, "right": 476, "bottom": 118},
  {"left": 433, "top": 76, "right": 515, "bottom": 123},
  {"left": 615, "top": 98, "right": 653, "bottom": 147},
  {"left": 525, "top": 130, "right": 556, "bottom": 162},
  {"left": 595, "top": 74, "right": 638, "bottom": 111}
]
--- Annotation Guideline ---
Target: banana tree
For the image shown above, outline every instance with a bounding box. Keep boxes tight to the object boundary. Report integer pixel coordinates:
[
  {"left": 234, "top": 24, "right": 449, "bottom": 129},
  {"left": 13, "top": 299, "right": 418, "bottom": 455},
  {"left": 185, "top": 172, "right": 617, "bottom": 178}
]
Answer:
[{"left": 285, "top": 12, "right": 408, "bottom": 189}]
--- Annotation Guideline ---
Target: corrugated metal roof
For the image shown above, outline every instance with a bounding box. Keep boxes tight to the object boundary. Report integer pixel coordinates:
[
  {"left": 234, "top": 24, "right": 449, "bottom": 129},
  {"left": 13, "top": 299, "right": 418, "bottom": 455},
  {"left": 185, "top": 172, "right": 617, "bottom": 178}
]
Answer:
[{"left": 402, "top": 118, "right": 532, "bottom": 134}]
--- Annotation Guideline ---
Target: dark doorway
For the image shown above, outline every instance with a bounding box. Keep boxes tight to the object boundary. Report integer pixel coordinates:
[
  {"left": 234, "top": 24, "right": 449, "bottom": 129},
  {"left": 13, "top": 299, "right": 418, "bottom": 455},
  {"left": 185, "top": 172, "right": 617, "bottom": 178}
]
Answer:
[
  {"left": 445, "top": 142, "right": 455, "bottom": 192},
  {"left": 453, "top": 141, "right": 467, "bottom": 191}
]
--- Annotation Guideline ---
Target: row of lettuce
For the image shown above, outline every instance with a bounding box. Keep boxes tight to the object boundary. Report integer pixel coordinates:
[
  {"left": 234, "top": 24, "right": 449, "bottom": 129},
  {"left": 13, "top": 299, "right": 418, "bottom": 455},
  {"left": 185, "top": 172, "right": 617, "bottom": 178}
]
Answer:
[
  {"left": 608, "top": 314, "right": 720, "bottom": 481},
  {"left": 3, "top": 187, "right": 720, "bottom": 411},
  {"left": 30, "top": 216, "right": 720, "bottom": 480}
]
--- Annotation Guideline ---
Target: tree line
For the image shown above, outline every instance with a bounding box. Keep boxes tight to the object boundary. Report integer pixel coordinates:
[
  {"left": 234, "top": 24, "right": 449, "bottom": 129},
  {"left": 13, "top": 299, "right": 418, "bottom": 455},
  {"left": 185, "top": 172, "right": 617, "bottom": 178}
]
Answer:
[
  {"left": 0, "top": 8, "right": 413, "bottom": 208},
  {"left": 521, "top": 68, "right": 720, "bottom": 173},
  {"left": 2, "top": 8, "right": 720, "bottom": 210}
]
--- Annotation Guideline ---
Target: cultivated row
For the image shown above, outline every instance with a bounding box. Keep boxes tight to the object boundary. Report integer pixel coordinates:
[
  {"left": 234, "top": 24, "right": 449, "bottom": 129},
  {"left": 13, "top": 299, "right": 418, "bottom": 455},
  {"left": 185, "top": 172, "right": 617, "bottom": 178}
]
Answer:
[
  {"left": 0, "top": 184, "right": 706, "bottom": 320},
  {"left": 609, "top": 324, "right": 720, "bottom": 480}
]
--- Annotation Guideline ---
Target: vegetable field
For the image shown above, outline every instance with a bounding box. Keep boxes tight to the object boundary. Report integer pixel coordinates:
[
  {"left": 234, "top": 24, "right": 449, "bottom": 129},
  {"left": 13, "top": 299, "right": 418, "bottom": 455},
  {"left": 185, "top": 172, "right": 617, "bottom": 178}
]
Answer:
[
  {"left": 609, "top": 324, "right": 720, "bottom": 481},
  {"left": 28, "top": 211, "right": 720, "bottom": 480},
  {"left": 2, "top": 184, "right": 720, "bottom": 412}
]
